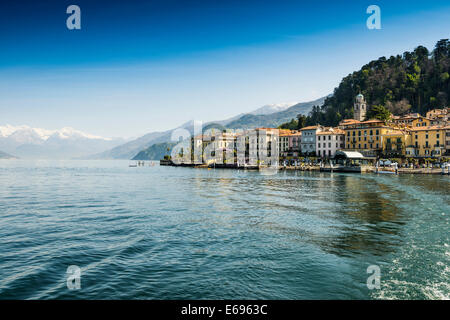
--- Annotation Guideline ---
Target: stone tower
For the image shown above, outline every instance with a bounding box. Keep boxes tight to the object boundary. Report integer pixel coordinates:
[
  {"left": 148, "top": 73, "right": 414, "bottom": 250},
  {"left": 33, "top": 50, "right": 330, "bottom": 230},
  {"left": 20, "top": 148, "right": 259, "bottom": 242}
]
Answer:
[{"left": 354, "top": 93, "right": 367, "bottom": 121}]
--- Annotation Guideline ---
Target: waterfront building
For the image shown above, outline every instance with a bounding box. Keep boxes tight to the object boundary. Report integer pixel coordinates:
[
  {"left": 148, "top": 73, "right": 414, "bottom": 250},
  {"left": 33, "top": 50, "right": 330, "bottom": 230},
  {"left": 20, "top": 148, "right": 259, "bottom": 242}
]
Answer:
[
  {"left": 341, "top": 119, "right": 391, "bottom": 157},
  {"left": 203, "top": 131, "right": 237, "bottom": 165},
  {"left": 288, "top": 131, "right": 302, "bottom": 157},
  {"left": 238, "top": 128, "right": 279, "bottom": 166},
  {"left": 278, "top": 129, "right": 292, "bottom": 157},
  {"left": 300, "top": 125, "right": 323, "bottom": 156},
  {"left": 316, "top": 127, "right": 345, "bottom": 158},
  {"left": 278, "top": 130, "right": 301, "bottom": 158},
  {"left": 382, "top": 129, "right": 412, "bottom": 158},
  {"left": 407, "top": 126, "right": 447, "bottom": 158},
  {"left": 191, "top": 134, "right": 205, "bottom": 164},
  {"left": 446, "top": 126, "right": 450, "bottom": 156},
  {"left": 354, "top": 93, "right": 367, "bottom": 121}
]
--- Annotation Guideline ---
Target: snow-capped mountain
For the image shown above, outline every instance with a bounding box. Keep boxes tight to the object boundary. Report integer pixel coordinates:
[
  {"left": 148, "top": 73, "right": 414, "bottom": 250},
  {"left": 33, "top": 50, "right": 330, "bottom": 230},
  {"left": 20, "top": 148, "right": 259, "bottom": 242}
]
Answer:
[
  {"left": 0, "top": 125, "right": 125, "bottom": 159},
  {"left": 89, "top": 96, "right": 326, "bottom": 159},
  {"left": 249, "top": 102, "right": 298, "bottom": 116}
]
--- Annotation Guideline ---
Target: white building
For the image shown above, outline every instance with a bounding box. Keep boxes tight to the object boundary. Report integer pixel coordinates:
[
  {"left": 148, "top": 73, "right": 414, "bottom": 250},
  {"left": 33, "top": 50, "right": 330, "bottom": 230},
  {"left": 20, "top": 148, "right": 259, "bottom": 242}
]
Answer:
[
  {"left": 316, "top": 127, "right": 345, "bottom": 158},
  {"left": 300, "top": 125, "right": 323, "bottom": 155}
]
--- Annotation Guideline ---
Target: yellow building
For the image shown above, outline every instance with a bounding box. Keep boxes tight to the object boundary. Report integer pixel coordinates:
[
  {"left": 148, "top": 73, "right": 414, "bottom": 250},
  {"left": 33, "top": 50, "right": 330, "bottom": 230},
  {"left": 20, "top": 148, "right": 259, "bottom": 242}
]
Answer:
[
  {"left": 341, "top": 119, "right": 393, "bottom": 156},
  {"left": 381, "top": 130, "right": 412, "bottom": 157},
  {"left": 446, "top": 126, "right": 450, "bottom": 156},
  {"left": 410, "top": 117, "right": 432, "bottom": 128},
  {"left": 406, "top": 126, "right": 446, "bottom": 158}
]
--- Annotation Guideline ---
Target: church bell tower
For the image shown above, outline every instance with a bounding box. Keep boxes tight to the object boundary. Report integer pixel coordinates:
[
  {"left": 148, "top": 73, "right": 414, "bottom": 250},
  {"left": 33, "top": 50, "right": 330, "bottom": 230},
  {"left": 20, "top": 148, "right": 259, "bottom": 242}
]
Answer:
[{"left": 354, "top": 93, "right": 367, "bottom": 121}]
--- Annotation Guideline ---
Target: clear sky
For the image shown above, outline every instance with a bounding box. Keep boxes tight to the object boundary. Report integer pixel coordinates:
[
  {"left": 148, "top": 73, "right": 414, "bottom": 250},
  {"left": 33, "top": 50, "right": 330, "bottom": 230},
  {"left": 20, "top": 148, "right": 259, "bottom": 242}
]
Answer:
[{"left": 0, "top": 0, "right": 449, "bottom": 138}]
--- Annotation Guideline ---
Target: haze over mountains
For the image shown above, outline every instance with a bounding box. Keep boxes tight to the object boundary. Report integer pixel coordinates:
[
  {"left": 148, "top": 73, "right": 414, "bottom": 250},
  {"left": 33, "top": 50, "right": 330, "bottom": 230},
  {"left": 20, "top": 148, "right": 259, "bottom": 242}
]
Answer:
[
  {"left": 0, "top": 125, "right": 125, "bottom": 159},
  {"left": 0, "top": 150, "right": 17, "bottom": 159},
  {"left": 89, "top": 96, "right": 326, "bottom": 160},
  {"left": 1, "top": 96, "right": 325, "bottom": 160}
]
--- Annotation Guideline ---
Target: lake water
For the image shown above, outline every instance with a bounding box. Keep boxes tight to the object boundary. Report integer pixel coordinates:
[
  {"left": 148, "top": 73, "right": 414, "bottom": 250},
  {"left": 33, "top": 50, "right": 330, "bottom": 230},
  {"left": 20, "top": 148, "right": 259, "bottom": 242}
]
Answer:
[{"left": 0, "top": 160, "right": 449, "bottom": 299}]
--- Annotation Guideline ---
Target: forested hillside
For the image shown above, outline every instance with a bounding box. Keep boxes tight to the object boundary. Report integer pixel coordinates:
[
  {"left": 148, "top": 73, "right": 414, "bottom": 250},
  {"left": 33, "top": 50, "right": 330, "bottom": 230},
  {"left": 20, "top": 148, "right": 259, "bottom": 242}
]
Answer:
[
  {"left": 303, "top": 39, "right": 450, "bottom": 127},
  {"left": 132, "top": 142, "right": 176, "bottom": 160}
]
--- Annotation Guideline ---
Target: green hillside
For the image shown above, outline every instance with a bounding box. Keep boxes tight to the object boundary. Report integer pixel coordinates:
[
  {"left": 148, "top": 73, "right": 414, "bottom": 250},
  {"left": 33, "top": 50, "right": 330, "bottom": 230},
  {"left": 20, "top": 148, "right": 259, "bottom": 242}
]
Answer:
[
  {"left": 303, "top": 39, "right": 450, "bottom": 127},
  {"left": 132, "top": 142, "right": 176, "bottom": 160}
]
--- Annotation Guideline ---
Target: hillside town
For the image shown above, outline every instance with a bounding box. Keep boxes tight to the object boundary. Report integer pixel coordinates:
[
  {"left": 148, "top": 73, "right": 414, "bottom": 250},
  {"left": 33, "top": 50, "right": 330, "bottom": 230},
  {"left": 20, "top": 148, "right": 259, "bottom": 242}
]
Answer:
[{"left": 165, "top": 94, "right": 449, "bottom": 173}]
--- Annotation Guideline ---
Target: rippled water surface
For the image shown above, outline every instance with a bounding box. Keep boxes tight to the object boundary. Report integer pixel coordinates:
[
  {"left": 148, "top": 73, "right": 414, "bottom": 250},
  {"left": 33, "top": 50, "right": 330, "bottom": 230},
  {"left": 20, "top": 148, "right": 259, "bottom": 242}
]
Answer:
[{"left": 0, "top": 160, "right": 449, "bottom": 299}]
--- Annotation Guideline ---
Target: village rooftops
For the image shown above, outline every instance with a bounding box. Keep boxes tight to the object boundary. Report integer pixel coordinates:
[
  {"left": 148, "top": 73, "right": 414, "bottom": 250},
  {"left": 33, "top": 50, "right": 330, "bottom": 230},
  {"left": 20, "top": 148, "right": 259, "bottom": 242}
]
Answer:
[
  {"left": 340, "top": 118, "right": 391, "bottom": 129},
  {"left": 382, "top": 129, "right": 409, "bottom": 136},
  {"left": 253, "top": 127, "right": 283, "bottom": 133},
  {"left": 316, "top": 127, "right": 345, "bottom": 135},
  {"left": 300, "top": 125, "right": 321, "bottom": 131},
  {"left": 279, "top": 130, "right": 302, "bottom": 137},
  {"left": 410, "top": 125, "right": 447, "bottom": 131},
  {"left": 339, "top": 119, "right": 361, "bottom": 126}
]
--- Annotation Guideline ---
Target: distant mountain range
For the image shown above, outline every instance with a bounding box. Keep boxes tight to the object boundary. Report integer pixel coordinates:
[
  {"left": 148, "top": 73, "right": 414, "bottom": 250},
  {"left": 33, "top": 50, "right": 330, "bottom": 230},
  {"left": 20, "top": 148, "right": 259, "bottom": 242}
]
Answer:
[
  {"left": 0, "top": 125, "right": 125, "bottom": 159},
  {"left": 0, "top": 150, "right": 17, "bottom": 159},
  {"left": 88, "top": 96, "right": 326, "bottom": 160},
  {"left": 249, "top": 102, "right": 298, "bottom": 115},
  {"left": 225, "top": 98, "right": 326, "bottom": 129}
]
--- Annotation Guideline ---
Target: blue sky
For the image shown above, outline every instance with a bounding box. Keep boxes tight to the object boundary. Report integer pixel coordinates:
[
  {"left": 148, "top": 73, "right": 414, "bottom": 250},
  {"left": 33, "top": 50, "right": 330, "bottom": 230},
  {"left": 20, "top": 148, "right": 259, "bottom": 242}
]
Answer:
[{"left": 0, "top": 0, "right": 449, "bottom": 138}]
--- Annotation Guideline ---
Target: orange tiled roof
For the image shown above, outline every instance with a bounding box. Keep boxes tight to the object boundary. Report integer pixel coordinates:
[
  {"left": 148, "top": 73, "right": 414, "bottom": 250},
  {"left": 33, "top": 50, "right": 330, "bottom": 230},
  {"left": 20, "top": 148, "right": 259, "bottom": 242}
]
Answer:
[
  {"left": 383, "top": 130, "right": 408, "bottom": 136},
  {"left": 339, "top": 119, "right": 361, "bottom": 125},
  {"left": 362, "top": 119, "right": 385, "bottom": 123},
  {"left": 300, "top": 125, "right": 320, "bottom": 131},
  {"left": 317, "top": 128, "right": 345, "bottom": 135},
  {"left": 410, "top": 125, "right": 446, "bottom": 132}
]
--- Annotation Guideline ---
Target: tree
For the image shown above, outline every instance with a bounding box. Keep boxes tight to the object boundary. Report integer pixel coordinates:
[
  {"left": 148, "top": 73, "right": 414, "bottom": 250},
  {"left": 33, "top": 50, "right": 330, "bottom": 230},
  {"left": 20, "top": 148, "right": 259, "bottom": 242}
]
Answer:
[
  {"left": 366, "top": 105, "right": 391, "bottom": 121},
  {"left": 385, "top": 99, "right": 411, "bottom": 115},
  {"left": 297, "top": 114, "right": 307, "bottom": 129},
  {"left": 278, "top": 118, "right": 298, "bottom": 130}
]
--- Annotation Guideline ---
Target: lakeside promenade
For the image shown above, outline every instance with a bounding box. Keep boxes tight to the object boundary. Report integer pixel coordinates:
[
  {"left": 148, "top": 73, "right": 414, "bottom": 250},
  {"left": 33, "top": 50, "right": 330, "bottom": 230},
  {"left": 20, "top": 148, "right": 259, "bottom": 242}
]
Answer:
[{"left": 160, "top": 160, "right": 450, "bottom": 175}]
